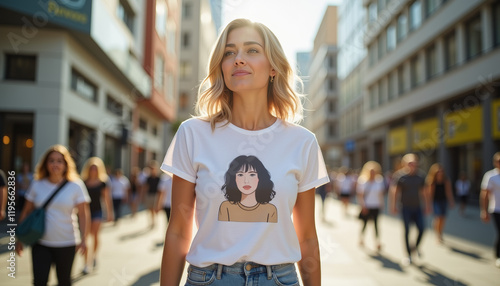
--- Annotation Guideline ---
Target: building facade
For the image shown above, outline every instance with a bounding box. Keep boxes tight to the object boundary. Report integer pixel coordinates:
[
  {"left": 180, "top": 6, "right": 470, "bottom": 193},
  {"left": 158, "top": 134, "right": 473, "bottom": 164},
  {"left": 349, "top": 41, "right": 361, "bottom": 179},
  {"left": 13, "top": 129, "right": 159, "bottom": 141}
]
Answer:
[
  {"left": 0, "top": 0, "right": 179, "bottom": 174},
  {"left": 361, "top": 0, "right": 500, "bottom": 194},
  {"left": 177, "top": 0, "right": 216, "bottom": 122},
  {"left": 304, "top": 6, "right": 340, "bottom": 169}
]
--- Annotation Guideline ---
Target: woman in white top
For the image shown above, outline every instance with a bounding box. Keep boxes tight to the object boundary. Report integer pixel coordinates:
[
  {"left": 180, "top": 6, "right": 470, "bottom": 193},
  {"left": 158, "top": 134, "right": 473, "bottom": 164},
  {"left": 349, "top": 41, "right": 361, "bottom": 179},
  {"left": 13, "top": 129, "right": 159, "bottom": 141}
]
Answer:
[
  {"left": 17, "top": 144, "right": 90, "bottom": 286},
  {"left": 455, "top": 171, "right": 471, "bottom": 216},
  {"left": 357, "top": 161, "right": 386, "bottom": 251},
  {"left": 160, "top": 18, "right": 329, "bottom": 285}
]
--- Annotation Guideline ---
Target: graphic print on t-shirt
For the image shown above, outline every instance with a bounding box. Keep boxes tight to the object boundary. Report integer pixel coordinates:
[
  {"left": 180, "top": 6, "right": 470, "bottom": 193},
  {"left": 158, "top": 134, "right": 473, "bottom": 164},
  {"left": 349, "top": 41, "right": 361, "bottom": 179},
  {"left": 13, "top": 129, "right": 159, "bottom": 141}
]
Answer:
[{"left": 218, "top": 155, "right": 278, "bottom": 223}]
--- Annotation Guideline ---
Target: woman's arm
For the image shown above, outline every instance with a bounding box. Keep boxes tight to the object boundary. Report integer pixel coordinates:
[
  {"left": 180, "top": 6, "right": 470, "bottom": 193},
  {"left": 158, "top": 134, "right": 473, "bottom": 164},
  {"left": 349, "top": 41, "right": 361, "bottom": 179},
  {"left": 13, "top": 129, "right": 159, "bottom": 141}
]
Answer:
[
  {"left": 16, "top": 199, "right": 35, "bottom": 256},
  {"left": 160, "top": 175, "right": 196, "bottom": 286},
  {"left": 102, "top": 186, "right": 114, "bottom": 222},
  {"left": 293, "top": 188, "right": 321, "bottom": 286},
  {"left": 76, "top": 202, "right": 90, "bottom": 254},
  {"left": 445, "top": 180, "right": 455, "bottom": 208}
]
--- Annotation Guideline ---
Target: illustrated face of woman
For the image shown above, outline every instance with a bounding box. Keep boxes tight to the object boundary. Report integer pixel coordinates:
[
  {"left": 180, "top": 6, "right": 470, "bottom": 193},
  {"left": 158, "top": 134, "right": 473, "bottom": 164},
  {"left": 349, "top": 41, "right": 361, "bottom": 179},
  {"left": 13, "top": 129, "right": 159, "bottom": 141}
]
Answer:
[
  {"left": 47, "top": 152, "right": 66, "bottom": 177},
  {"left": 235, "top": 166, "right": 259, "bottom": 195},
  {"left": 221, "top": 26, "right": 275, "bottom": 94}
]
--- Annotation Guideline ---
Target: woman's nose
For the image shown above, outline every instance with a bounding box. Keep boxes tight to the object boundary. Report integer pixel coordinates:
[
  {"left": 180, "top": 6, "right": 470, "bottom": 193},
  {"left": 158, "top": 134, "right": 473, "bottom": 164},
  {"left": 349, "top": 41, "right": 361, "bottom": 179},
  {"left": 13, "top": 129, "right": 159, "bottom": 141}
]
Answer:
[{"left": 234, "top": 51, "right": 245, "bottom": 66}]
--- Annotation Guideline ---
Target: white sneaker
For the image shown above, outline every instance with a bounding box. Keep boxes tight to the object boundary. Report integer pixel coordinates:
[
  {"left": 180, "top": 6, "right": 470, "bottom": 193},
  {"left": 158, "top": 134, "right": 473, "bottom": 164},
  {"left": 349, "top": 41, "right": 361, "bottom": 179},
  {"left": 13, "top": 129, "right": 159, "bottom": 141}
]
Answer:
[
  {"left": 402, "top": 256, "right": 412, "bottom": 266},
  {"left": 495, "top": 258, "right": 500, "bottom": 268},
  {"left": 82, "top": 265, "right": 90, "bottom": 275}
]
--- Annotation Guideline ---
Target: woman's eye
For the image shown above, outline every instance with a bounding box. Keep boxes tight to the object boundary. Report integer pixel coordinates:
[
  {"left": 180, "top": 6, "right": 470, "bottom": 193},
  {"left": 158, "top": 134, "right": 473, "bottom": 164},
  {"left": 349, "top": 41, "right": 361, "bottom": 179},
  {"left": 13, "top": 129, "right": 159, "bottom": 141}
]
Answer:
[
  {"left": 224, "top": 51, "right": 235, "bottom": 57},
  {"left": 248, "top": 48, "right": 258, "bottom": 53},
  {"left": 236, "top": 173, "right": 243, "bottom": 177}
]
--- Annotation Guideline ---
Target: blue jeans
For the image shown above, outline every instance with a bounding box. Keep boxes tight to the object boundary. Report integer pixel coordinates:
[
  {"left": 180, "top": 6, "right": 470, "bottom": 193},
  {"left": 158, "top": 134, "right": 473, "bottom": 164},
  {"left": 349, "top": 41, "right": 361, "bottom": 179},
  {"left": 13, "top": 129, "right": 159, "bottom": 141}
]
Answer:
[
  {"left": 401, "top": 206, "right": 425, "bottom": 256},
  {"left": 185, "top": 262, "right": 299, "bottom": 286}
]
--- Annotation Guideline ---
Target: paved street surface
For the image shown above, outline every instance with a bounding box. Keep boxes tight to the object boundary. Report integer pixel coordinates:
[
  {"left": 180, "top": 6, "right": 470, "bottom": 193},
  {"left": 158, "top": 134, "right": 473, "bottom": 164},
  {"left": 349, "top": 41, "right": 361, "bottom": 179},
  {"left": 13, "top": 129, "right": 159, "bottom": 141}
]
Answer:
[{"left": 1, "top": 196, "right": 499, "bottom": 286}]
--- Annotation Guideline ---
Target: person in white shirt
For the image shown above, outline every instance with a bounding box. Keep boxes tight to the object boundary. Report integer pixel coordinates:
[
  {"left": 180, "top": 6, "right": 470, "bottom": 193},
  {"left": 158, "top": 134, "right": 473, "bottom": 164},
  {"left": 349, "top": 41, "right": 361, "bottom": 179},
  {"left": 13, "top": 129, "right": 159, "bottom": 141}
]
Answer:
[
  {"left": 160, "top": 18, "right": 329, "bottom": 285},
  {"left": 335, "top": 167, "right": 356, "bottom": 217},
  {"left": 356, "top": 161, "right": 386, "bottom": 251},
  {"left": 480, "top": 152, "right": 500, "bottom": 268},
  {"left": 16, "top": 144, "right": 90, "bottom": 286},
  {"left": 156, "top": 174, "right": 172, "bottom": 224},
  {"left": 455, "top": 171, "right": 471, "bottom": 216},
  {"left": 110, "top": 168, "right": 130, "bottom": 225}
]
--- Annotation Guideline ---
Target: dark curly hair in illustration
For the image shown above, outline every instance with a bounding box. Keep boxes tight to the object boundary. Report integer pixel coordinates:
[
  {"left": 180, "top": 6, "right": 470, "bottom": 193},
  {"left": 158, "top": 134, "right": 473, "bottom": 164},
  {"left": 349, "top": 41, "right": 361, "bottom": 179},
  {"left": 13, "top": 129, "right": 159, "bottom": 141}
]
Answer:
[{"left": 221, "top": 155, "right": 276, "bottom": 204}]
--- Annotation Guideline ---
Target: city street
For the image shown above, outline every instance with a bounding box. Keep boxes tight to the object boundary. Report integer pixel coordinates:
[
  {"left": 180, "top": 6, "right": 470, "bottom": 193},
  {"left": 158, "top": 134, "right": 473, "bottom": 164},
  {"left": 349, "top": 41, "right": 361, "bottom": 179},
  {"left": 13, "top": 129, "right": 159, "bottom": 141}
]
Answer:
[{"left": 0, "top": 196, "right": 498, "bottom": 286}]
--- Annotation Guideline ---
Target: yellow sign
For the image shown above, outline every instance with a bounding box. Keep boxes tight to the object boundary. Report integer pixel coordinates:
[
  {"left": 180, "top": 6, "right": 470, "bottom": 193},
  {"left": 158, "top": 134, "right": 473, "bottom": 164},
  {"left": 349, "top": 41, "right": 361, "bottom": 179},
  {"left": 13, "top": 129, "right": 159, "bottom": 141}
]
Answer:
[
  {"left": 412, "top": 118, "right": 439, "bottom": 150},
  {"left": 445, "top": 105, "right": 482, "bottom": 146},
  {"left": 493, "top": 99, "right": 500, "bottom": 139},
  {"left": 388, "top": 127, "right": 407, "bottom": 155}
]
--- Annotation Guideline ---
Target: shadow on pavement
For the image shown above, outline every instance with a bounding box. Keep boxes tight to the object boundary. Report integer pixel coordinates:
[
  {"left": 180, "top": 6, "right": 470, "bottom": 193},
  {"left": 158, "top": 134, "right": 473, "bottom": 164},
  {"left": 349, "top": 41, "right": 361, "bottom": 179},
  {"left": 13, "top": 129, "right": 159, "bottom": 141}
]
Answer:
[
  {"left": 118, "top": 226, "right": 154, "bottom": 241},
  {"left": 368, "top": 253, "right": 405, "bottom": 273},
  {"left": 416, "top": 264, "right": 468, "bottom": 286},
  {"left": 447, "top": 244, "right": 488, "bottom": 262},
  {"left": 130, "top": 268, "right": 160, "bottom": 286}
]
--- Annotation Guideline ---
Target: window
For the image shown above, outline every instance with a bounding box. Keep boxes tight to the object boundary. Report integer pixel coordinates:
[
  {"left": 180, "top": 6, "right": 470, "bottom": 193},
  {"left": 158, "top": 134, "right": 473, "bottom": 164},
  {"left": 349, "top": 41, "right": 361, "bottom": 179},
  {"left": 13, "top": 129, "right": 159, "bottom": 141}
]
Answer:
[
  {"left": 117, "top": 0, "right": 135, "bottom": 33},
  {"left": 466, "top": 15, "right": 483, "bottom": 59},
  {"left": 180, "top": 61, "right": 192, "bottom": 79},
  {"left": 369, "top": 86, "right": 376, "bottom": 109},
  {"left": 377, "top": 36, "right": 385, "bottom": 60},
  {"left": 368, "top": 44, "right": 377, "bottom": 66},
  {"left": 409, "top": 1, "right": 422, "bottom": 31},
  {"left": 397, "top": 14, "right": 407, "bottom": 42},
  {"left": 179, "top": 92, "right": 189, "bottom": 111},
  {"left": 426, "top": 44, "right": 438, "bottom": 79},
  {"left": 328, "top": 55, "right": 336, "bottom": 69},
  {"left": 387, "top": 25, "right": 396, "bottom": 52},
  {"left": 155, "top": 0, "right": 167, "bottom": 37},
  {"left": 152, "top": 125, "right": 158, "bottom": 136},
  {"left": 368, "top": 3, "right": 377, "bottom": 22},
  {"left": 182, "top": 32, "right": 190, "bottom": 48},
  {"left": 328, "top": 100, "right": 335, "bottom": 113},
  {"left": 328, "top": 123, "right": 336, "bottom": 137},
  {"left": 410, "top": 55, "right": 422, "bottom": 87},
  {"left": 71, "top": 69, "right": 97, "bottom": 102},
  {"left": 495, "top": 2, "right": 500, "bottom": 46},
  {"left": 154, "top": 55, "right": 165, "bottom": 90},
  {"left": 182, "top": 2, "right": 192, "bottom": 20},
  {"left": 139, "top": 117, "right": 147, "bottom": 130},
  {"left": 5, "top": 54, "right": 37, "bottom": 81},
  {"left": 388, "top": 73, "right": 395, "bottom": 100},
  {"left": 328, "top": 79, "right": 335, "bottom": 91},
  {"left": 378, "top": 0, "right": 386, "bottom": 13},
  {"left": 444, "top": 31, "right": 457, "bottom": 70},
  {"left": 378, "top": 80, "right": 385, "bottom": 105},
  {"left": 398, "top": 66, "right": 405, "bottom": 95},
  {"left": 425, "top": 0, "right": 441, "bottom": 17},
  {"left": 106, "top": 95, "right": 123, "bottom": 116}
]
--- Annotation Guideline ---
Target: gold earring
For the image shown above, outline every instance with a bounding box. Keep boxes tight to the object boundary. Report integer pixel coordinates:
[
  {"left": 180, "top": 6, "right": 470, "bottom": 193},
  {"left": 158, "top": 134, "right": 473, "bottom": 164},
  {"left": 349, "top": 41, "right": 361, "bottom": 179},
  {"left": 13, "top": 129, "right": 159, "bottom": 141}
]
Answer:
[{"left": 270, "top": 76, "right": 275, "bottom": 83}]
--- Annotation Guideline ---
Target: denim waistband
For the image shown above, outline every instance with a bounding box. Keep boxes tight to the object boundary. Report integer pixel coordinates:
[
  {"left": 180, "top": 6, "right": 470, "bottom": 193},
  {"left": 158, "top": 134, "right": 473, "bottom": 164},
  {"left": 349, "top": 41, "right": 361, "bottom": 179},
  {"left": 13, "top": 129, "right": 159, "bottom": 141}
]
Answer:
[{"left": 189, "top": 262, "right": 294, "bottom": 280}]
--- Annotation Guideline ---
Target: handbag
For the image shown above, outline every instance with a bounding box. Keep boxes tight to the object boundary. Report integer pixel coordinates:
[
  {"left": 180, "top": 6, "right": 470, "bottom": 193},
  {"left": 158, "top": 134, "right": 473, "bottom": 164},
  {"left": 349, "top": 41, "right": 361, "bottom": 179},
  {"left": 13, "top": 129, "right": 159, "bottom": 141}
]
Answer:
[{"left": 17, "top": 180, "right": 68, "bottom": 245}]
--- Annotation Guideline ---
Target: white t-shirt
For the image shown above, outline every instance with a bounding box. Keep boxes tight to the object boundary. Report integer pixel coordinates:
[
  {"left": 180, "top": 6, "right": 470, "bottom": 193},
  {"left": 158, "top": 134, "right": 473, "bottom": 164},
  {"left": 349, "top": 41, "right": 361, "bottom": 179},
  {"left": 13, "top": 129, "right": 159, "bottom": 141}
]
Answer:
[
  {"left": 356, "top": 178, "right": 385, "bottom": 209},
  {"left": 336, "top": 173, "right": 355, "bottom": 194},
  {"left": 481, "top": 168, "right": 499, "bottom": 190},
  {"left": 161, "top": 118, "right": 329, "bottom": 267},
  {"left": 158, "top": 175, "right": 172, "bottom": 208},
  {"left": 455, "top": 179, "right": 471, "bottom": 196},
  {"left": 486, "top": 174, "right": 500, "bottom": 213},
  {"left": 25, "top": 179, "right": 90, "bottom": 247},
  {"left": 110, "top": 175, "right": 130, "bottom": 199}
]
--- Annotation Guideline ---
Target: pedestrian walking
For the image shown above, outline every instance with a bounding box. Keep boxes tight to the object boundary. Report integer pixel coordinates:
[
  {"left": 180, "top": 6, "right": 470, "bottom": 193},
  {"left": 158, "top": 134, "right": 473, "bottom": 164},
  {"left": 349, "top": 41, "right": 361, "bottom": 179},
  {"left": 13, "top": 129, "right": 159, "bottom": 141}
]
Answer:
[
  {"left": 79, "top": 157, "right": 114, "bottom": 274},
  {"left": 335, "top": 166, "right": 356, "bottom": 217},
  {"left": 16, "top": 144, "right": 90, "bottom": 286},
  {"left": 143, "top": 160, "right": 161, "bottom": 228},
  {"left": 109, "top": 168, "right": 130, "bottom": 225},
  {"left": 16, "top": 162, "right": 33, "bottom": 217},
  {"left": 356, "top": 161, "right": 385, "bottom": 251},
  {"left": 160, "top": 18, "right": 329, "bottom": 285},
  {"left": 455, "top": 171, "right": 471, "bottom": 216},
  {"left": 128, "top": 166, "right": 141, "bottom": 218},
  {"left": 480, "top": 152, "right": 500, "bottom": 268},
  {"left": 156, "top": 173, "right": 172, "bottom": 224},
  {"left": 426, "top": 163, "right": 454, "bottom": 244},
  {"left": 390, "top": 153, "right": 429, "bottom": 265}
]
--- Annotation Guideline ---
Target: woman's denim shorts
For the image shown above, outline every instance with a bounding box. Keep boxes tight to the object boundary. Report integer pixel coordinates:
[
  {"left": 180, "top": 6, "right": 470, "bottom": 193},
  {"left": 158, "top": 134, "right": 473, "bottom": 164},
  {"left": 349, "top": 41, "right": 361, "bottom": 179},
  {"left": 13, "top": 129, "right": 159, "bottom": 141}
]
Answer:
[{"left": 185, "top": 262, "right": 299, "bottom": 286}]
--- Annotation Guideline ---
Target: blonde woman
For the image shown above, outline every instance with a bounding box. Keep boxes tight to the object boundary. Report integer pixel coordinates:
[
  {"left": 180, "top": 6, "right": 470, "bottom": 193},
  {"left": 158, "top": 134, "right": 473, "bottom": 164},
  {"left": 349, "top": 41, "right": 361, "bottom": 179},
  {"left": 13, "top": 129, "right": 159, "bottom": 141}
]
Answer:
[
  {"left": 426, "top": 163, "right": 454, "bottom": 244},
  {"left": 357, "top": 161, "right": 386, "bottom": 251},
  {"left": 17, "top": 144, "right": 90, "bottom": 286},
  {"left": 160, "top": 19, "right": 329, "bottom": 285},
  {"left": 80, "top": 157, "right": 113, "bottom": 274}
]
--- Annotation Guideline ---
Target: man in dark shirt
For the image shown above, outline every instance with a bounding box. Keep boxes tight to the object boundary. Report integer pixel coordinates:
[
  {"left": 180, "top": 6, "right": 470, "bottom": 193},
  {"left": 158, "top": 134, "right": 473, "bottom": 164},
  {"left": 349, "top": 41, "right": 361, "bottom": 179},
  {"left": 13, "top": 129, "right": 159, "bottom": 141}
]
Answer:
[{"left": 390, "top": 153, "right": 429, "bottom": 265}]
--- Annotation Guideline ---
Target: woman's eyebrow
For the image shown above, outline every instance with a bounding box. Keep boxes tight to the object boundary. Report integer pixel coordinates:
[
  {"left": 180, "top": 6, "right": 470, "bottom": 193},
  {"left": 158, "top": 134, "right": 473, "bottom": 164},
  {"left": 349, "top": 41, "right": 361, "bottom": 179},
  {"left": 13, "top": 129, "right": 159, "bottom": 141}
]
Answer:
[{"left": 225, "top": 41, "right": 263, "bottom": 48}]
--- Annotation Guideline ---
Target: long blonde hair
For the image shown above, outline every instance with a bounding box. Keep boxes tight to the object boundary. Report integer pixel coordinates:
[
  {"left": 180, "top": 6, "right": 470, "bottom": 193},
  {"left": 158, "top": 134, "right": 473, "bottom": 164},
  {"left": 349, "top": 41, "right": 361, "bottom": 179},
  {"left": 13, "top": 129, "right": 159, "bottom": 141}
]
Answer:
[
  {"left": 80, "top": 157, "right": 109, "bottom": 183},
  {"left": 196, "top": 18, "right": 304, "bottom": 130},
  {"left": 426, "top": 163, "right": 448, "bottom": 185},
  {"left": 357, "top": 161, "right": 383, "bottom": 183},
  {"left": 34, "top": 144, "right": 79, "bottom": 181}
]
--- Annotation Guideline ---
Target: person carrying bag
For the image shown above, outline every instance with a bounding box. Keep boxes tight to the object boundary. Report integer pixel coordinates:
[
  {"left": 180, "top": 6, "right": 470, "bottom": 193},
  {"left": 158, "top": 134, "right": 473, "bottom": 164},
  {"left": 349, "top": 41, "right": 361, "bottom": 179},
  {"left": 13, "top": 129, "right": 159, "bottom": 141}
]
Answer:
[{"left": 17, "top": 180, "right": 68, "bottom": 245}]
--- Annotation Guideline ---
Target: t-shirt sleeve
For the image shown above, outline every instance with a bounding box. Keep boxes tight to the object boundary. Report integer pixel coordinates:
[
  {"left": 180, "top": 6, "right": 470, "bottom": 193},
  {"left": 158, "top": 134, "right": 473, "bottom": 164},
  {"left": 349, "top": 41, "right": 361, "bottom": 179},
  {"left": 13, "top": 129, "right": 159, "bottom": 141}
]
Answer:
[
  {"left": 74, "top": 180, "right": 91, "bottom": 205},
  {"left": 161, "top": 122, "right": 197, "bottom": 183},
  {"left": 297, "top": 136, "right": 330, "bottom": 193}
]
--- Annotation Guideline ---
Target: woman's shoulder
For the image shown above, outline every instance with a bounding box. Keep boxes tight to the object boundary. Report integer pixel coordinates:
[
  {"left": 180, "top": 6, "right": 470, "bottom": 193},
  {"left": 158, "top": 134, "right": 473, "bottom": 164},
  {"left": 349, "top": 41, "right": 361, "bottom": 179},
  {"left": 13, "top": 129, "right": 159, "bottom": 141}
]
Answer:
[
  {"left": 179, "top": 117, "right": 211, "bottom": 130},
  {"left": 280, "top": 121, "right": 317, "bottom": 140}
]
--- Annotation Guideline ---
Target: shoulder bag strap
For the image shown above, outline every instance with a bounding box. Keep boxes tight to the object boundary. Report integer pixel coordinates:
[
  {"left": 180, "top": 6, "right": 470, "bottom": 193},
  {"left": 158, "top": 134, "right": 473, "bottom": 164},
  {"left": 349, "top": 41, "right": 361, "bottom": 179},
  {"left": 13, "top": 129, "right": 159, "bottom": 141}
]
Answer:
[{"left": 41, "top": 180, "right": 68, "bottom": 209}]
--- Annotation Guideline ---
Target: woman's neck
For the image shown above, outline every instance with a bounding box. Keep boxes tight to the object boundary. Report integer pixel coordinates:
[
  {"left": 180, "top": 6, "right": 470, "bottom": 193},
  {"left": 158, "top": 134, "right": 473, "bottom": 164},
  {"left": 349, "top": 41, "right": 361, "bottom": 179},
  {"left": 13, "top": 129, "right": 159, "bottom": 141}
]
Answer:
[
  {"left": 48, "top": 175, "right": 64, "bottom": 184},
  {"left": 231, "top": 91, "right": 275, "bottom": 130}
]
